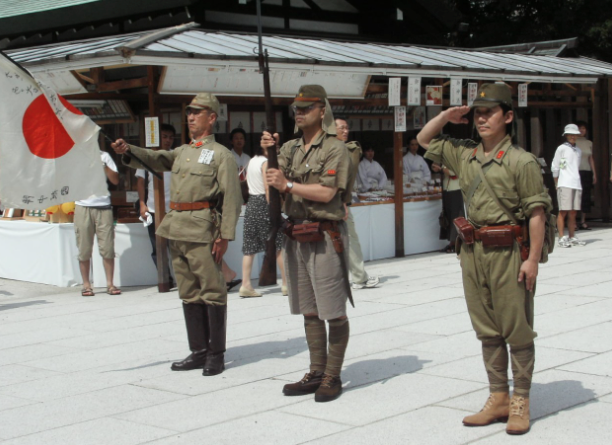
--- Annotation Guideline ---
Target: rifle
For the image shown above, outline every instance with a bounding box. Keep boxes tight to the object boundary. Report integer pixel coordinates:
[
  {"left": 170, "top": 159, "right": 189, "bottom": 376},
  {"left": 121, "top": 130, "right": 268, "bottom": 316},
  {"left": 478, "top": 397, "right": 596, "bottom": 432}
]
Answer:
[{"left": 256, "top": 0, "right": 282, "bottom": 286}]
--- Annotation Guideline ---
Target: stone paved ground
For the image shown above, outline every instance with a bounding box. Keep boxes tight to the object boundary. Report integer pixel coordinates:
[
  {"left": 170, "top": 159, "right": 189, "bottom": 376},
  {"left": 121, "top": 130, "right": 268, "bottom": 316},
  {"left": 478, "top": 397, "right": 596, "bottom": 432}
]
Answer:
[{"left": 1, "top": 226, "right": 611, "bottom": 444}]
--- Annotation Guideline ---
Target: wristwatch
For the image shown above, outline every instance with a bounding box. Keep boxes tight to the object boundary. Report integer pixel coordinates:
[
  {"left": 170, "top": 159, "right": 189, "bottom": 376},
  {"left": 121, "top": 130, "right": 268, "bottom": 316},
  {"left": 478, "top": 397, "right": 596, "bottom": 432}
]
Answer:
[{"left": 284, "top": 181, "right": 294, "bottom": 193}]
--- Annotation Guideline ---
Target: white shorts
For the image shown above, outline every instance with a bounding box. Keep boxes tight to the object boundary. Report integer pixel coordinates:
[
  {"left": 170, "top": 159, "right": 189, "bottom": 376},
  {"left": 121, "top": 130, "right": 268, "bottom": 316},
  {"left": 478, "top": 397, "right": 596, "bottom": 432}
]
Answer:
[{"left": 557, "top": 187, "right": 581, "bottom": 211}]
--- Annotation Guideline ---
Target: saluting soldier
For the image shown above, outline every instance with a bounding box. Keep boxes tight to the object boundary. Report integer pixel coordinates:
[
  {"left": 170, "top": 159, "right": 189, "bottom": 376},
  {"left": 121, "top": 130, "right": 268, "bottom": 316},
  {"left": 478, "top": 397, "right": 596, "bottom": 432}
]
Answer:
[
  {"left": 262, "top": 85, "right": 352, "bottom": 402},
  {"left": 417, "top": 84, "right": 552, "bottom": 435},
  {"left": 112, "top": 93, "right": 241, "bottom": 377}
]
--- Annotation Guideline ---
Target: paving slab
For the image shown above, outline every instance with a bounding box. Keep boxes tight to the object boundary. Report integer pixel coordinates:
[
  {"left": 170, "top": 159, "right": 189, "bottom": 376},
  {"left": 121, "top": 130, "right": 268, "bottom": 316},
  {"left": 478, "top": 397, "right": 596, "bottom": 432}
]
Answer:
[{"left": 2, "top": 226, "right": 612, "bottom": 443}]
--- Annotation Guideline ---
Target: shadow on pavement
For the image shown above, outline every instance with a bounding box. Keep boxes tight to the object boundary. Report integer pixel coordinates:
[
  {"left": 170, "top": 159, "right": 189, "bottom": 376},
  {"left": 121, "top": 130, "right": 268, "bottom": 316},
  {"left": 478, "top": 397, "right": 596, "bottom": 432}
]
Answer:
[
  {"left": 343, "top": 354, "right": 431, "bottom": 392},
  {"left": 0, "top": 299, "right": 50, "bottom": 311},
  {"left": 530, "top": 379, "right": 597, "bottom": 425}
]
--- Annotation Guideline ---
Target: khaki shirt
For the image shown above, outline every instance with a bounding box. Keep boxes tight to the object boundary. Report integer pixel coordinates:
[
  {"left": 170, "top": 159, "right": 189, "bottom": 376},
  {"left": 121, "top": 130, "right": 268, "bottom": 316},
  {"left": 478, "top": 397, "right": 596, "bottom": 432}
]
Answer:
[
  {"left": 279, "top": 131, "right": 349, "bottom": 221},
  {"left": 425, "top": 134, "right": 552, "bottom": 227},
  {"left": 123, "top": 134, "right": 242, "bottom": 242},
  {"left": 345, "top": 140, "right": 362, "bottom": 203}
]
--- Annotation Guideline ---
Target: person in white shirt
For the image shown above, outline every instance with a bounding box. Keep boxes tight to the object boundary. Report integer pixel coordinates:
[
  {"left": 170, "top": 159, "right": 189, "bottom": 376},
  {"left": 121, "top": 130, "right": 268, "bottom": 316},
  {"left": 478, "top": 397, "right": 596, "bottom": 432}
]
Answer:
[
  {"left": 136, "top": 124, "right": 174, "bottom": 283},
  {"left": 230, "top": 128, "right": 250, "bottom": 177},
  {"left": 358, "top": 147, "right": 388, "bottom": 192},
  {"left": 75, "top": 151, "right": 120, "bottom": 296},
  {"left": 575, "top": 121, "right": 596, "bottom": 230},
  {"left": 551, "top": 124, "right": 584, "bottom": 247},
  {"left": 403, "top": 138, "right": 431, "bottom": 181}
]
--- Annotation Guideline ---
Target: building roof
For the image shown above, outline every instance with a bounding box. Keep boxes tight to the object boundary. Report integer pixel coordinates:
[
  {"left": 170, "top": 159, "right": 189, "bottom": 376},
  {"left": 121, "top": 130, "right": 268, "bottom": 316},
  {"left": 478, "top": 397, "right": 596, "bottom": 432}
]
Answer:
[
  {"left": 0, "top": 0, "right": 101, "bottom": 19},
  {"left": 7, "top": 24, "right": 612, "bottom": 97}
]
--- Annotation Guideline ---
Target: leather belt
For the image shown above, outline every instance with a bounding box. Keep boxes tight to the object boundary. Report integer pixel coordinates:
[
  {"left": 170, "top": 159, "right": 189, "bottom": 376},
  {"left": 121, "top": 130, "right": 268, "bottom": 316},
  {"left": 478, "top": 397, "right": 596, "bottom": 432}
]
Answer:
[
  {"left": 170, "top": 201, "right": 213, "bottom": 211},
  {"left": 474, "top": 224, "right": 522, "bottom": 241}
]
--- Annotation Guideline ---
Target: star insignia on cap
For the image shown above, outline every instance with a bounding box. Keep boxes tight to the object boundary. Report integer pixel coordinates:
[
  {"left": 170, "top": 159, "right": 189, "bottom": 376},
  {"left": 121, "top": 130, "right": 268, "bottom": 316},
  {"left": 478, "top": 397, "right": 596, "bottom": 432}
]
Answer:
[{"left": 480, "top": 92, "right": 486, "bottom": 97}]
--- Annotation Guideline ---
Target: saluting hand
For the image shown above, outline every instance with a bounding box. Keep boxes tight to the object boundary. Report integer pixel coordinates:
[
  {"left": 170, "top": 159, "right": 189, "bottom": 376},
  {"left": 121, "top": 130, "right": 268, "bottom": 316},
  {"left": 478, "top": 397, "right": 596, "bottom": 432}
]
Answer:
[
  {"left": 111, "top": 138, "right": 130, "bottom": 154},
  {"left": 444, "top": 106, "right": 471, "bottom": 125}
]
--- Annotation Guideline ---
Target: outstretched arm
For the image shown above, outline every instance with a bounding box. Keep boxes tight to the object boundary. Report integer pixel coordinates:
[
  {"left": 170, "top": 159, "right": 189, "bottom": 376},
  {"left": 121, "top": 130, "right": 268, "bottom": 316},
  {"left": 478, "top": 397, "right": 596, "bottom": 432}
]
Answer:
[{"left": 417, "top": 106, "right": 471, "bottom": 149}]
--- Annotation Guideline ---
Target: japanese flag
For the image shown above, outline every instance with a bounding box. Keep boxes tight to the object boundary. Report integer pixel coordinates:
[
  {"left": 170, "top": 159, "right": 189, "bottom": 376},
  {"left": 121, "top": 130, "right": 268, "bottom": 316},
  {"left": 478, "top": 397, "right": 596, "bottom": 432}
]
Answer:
[{"left": 0, "top": 53, "right": 108, "bottom": 210}]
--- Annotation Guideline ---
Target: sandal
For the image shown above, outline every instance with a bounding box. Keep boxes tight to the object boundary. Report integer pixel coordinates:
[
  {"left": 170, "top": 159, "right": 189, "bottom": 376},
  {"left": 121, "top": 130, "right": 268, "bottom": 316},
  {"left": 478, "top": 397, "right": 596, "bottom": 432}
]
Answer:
[
  {"left": 106, "top": 286, "right": 122, "bottom": 295},
  {"left": 440, "top": 244, "right": 455, "bottom": 254},
  {"left": 579, "top": 223, "right": 592, "bottom": 230},
  {"left": 81, "top": 287, "right": 95, "bottom": 297},
  {"left": 226, "top": 279, "right": 242, "bottom": 292}
]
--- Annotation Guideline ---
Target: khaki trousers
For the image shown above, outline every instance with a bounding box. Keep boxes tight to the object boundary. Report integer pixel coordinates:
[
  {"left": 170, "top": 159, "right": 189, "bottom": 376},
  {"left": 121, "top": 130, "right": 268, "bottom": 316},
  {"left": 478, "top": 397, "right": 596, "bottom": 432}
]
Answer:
[
  {"left": 346, "top": 209, "right": 368, "bottom": 284},
  {"left": 460, "top": 240, "right": 536, "bottom": 348},
  {"left": 169, "top": 240, "right": 227, "bottom": 305}
]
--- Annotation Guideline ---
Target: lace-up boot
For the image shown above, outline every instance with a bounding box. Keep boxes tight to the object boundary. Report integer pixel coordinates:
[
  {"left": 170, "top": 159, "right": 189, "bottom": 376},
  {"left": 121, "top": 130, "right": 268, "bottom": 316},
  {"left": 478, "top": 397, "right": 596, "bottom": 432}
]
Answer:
[
  {"left": 506, "top": 395, "right": 530, "bottom": 435},
  {"left": 463, "top": 392, "right": 510, "bottom": 426},
  {"left": 314, "top": 374, "right": 343, "bottom": 402},
  {"left": 283, "top": 371, "right": 324, "bottom": 396}
]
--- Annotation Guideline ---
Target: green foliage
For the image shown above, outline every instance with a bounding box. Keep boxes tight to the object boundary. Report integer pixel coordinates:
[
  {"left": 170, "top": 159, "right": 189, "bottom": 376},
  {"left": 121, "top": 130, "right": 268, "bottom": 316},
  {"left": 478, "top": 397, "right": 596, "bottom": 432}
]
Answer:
[{"left": 445, "top": 0, "right": 612, "bottom": 62}]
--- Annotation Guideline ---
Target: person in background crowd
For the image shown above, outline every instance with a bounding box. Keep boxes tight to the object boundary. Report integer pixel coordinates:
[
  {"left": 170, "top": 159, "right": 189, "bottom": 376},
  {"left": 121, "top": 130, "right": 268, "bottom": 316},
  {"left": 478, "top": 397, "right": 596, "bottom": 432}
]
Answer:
[
  {"left": 403, "top": 138, "right": 432, "bottom": 181},
  {"left": 575, "top": 121, "right": 596, "bottom": 230},
  {"left": 336, "top": 118, "right": 380, "bottom": 290},
  {"left": 230, "top": 127, "right": 251, "bottom": 177},
  {"left": 136, "top": 123, "right": 175, "bottom": 287},
  {"left": 238, "top": 142, "right": 287, "bottom": 298},
  {"left": 75, "top": 150, "right": 121, "bottom": 297},
  {"left": 432, "top": 162, "right": 465, "bottom": 253},
  {"left": 358, "top": 147, "right": 388, "bottom": 192},
  {"left": 552, "top": 124, "right": 585, "bottom": 248}
]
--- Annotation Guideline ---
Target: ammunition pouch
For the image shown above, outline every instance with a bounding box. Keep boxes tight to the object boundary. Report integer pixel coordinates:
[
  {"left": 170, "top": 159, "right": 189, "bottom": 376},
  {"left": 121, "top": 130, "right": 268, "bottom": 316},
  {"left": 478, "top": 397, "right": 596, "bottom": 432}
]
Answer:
[
  {"left": 453, "top": 217, "right": 474, "bottom": 244},
  {"left": 288, "top": 220, "right": 344, "bottom": 253}
]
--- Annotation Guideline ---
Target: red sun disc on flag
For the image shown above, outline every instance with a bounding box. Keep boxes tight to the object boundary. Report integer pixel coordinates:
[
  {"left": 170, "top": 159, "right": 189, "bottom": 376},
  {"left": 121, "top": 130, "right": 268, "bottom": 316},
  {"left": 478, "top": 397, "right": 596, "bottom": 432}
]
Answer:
[{"left": 22, "top": 95, "right": 82, "bottom": 159}]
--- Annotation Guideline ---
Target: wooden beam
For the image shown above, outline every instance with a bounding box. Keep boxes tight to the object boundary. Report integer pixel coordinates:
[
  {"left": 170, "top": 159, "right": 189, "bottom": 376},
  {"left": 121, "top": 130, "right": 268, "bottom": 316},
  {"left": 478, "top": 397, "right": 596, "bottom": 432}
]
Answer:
[
  {"left": 90, "top": 67, "right": 104, "bottom": 85},
  {"left": 96, "top": 77, "right": 149, "bottom": 92},
  {"left": 147, "top": 65, "right": 171, "bottom": 293},
  {"left": 393, "top": 131, "right": 404, "bottom": 258}
]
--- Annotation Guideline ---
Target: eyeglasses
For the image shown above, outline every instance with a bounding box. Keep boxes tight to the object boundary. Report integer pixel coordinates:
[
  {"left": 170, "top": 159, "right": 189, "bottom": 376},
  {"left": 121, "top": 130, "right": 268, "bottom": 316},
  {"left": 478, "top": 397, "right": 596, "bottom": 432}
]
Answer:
[
  {"left": 291, "top": 104, "right": 324, "bottom": 115},
  {"left": 336, "top": 126, "right": 349, "bottom": 131}
]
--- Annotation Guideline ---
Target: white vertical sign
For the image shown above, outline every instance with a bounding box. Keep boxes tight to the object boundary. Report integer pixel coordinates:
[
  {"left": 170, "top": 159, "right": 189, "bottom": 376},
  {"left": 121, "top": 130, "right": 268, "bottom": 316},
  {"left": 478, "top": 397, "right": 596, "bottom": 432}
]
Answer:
[
  {"left": 388, "top": 77, "right": 401, "bottom": 106},
  {"left": 394, "top": 106, "right": 407, "bottom": 132},
  {"left": 467, "top": 83, "right": 478, "bottom": 107},
  {"left": 144, "top": 117, "right": 159, "bottom": 147},
  {"left": 450, "top": 78, "right": 463, "bottom": 106},
  {"left": 407, "top": 77, "right": 421, "bottom": 106},
  {"left": 518, "top": 83, "right": 528, "bottom": 107}
]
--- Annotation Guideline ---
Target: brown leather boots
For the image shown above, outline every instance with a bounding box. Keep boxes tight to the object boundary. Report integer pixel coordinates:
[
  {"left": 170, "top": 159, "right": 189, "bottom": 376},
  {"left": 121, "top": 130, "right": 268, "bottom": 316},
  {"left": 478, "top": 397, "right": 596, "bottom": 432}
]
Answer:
[{"left": 463, "top": 393, "right": 530, "bottom": 435}]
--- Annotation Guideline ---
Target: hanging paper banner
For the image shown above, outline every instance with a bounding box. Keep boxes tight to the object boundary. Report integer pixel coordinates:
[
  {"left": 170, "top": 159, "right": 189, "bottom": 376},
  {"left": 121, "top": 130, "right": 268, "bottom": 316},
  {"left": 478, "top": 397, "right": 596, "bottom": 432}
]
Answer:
[
  {"left": 394, "top": 106, "right": 407, "bottom": 132},
  {"left": 346, "top": 118, "right": 361, "bottom": 132},
  {"left": 229, "top": 111, "right": 251, "bottom": 133},
  {"left": 426, "top": 86, "right": 443, "bottom": 106},
  {"left": 450, "top": 79, "right": 463, "bottom": 106},
  {"left": 144, "top": 117, "right": 159, "bottom": 148},
  {"left": 413, "top": 106, "right": 426, "bottom": 130},
  {"left": 518, "top": 84, "right": 528, "bottom": 107},
  {"left": 407, "top": 77, "right": 421, "bottom": 106},
  {"left": 467, "top": 83, "right": 478, "bottom": 107},
  {"left": 388, "top": 77, "right": 401, "bottom": 106},
  {"left": 381, "top": 118, "right": 394, "bottom": 131},
  {"left": 363, "top": 118, "right": 380, "bottom": 132}
]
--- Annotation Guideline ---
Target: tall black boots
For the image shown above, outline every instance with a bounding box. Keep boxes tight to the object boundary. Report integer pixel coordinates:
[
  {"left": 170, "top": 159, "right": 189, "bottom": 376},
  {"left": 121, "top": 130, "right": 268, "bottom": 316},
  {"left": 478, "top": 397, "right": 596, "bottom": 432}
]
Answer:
[
  {"left": 171, "top": 303, "right": 227, "bottom": 376},
  {"left": 203, "top": 304, "right": 227, "bottom": 376},
  {"left": 171, "top": 303, "right": 209, "bottom": 371}
]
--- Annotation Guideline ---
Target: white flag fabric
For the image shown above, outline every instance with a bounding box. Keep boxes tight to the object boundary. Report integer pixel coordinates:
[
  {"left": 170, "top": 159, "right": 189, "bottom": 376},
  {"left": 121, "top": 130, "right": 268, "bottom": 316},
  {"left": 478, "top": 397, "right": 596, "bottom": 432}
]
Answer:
[{"left": 0, "top": 53, "right": 108, "bottom": 210}]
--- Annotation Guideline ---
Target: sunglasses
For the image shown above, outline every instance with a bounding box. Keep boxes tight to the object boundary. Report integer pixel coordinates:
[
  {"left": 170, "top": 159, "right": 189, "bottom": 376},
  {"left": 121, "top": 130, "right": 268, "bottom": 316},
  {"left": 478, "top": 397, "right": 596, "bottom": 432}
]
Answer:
[{"left": 291, "top": 104, "right": 324, "bottom": 115}]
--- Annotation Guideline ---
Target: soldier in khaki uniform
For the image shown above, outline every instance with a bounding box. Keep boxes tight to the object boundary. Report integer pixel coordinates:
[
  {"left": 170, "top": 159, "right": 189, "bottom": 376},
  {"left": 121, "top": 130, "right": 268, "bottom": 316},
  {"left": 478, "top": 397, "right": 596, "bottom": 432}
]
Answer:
[
  {"left": 417, "top": 84, "right": 552, "bottom": 435},
  {"left": 112, "top": 93, "right": 241, "bottom": 377},
  {"left": 262, "top": 85, "right": 351, "bottom": 402},
  {"left": 335, "top": 118, "right": 380, "bottom": 289}
]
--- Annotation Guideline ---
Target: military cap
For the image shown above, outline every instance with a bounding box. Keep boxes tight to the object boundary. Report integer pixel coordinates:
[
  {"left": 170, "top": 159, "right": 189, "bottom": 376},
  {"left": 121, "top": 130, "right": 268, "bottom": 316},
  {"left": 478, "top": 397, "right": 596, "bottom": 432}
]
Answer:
[
  {"left": 291, "top": 85, "right": 328, "bottom": 108},
  {"left": 187, "top": 92, "right": 220, "bottom": 115},
  {"left": 472, "top": 83, "right": 513, "bottom": 109}
]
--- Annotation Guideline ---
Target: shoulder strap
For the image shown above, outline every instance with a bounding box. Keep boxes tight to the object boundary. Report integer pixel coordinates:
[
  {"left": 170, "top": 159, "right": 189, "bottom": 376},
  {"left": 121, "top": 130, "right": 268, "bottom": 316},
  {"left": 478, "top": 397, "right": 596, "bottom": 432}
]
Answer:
[
  {"left": 465, "top": 162, "right": 492, "bottom": 210},
  {"left": 476, "top": 163, "right": 519, "bottom": 225}
]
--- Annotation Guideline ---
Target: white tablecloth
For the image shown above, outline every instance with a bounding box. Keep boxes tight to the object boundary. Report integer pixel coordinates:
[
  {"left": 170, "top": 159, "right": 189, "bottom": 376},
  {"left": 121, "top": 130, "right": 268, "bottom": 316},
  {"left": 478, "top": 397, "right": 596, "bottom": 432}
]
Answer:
[{"left": 0, "top": 200, "right": 446, "bottom": 287}]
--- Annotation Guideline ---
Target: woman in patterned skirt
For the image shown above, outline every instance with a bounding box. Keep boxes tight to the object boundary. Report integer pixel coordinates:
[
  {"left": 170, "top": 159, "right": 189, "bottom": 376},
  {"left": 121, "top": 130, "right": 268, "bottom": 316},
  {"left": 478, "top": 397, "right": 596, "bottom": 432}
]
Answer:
[{"left": 239, "top": 144, "right": 286, "bottom": 298}]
